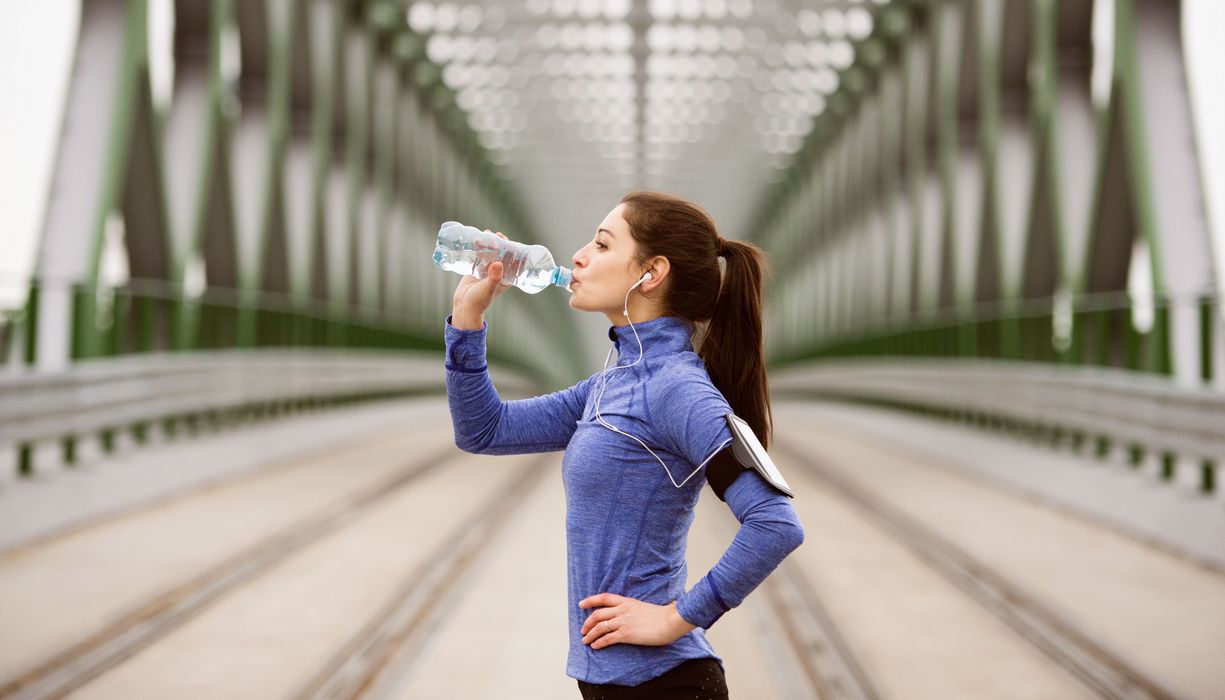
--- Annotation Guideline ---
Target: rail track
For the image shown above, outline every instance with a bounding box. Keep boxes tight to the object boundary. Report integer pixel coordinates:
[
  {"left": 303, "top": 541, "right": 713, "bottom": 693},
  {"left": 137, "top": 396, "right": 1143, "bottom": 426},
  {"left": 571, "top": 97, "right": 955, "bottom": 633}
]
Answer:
[
  {"left": 772, "top": 437, "right": 1193, "bottom": 700},
  {"left": 0, "top": 444, "right": 487, "bottom": 700},
  {"left": 292, "top": 457, "right": 550, "bottom": 699},
  {"left": 0, "top": 425, "right": 1205, "bottom": 699}
]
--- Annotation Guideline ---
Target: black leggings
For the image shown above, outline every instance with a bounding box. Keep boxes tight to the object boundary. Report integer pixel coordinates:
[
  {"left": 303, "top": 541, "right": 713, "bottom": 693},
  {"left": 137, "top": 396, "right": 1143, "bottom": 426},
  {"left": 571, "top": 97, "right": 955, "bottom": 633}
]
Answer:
[{"left": 576, "top": 657, "right": 729, "bottom": 699}]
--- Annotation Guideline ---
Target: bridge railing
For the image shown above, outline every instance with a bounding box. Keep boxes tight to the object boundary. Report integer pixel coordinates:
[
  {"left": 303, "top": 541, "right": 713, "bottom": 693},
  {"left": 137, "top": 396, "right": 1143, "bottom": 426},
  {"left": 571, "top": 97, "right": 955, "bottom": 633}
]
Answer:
[
  {"left": 0, "top": 275, "right": 553, "bottom": 478},
  {"left": 3, "top": 267, "right": 585, "bottom": 386},
  {"left": 769, "top": 290, "right": 1225, "bottom": 495},
  {"left": 775, "top": 358, "right": 1225, "bottom": 498},
  {"left": 772, "top": 289, "right": 1223, "bottom": 384},
  {"left": 0, "top": 348, "right": 537, "bottom": 477}
]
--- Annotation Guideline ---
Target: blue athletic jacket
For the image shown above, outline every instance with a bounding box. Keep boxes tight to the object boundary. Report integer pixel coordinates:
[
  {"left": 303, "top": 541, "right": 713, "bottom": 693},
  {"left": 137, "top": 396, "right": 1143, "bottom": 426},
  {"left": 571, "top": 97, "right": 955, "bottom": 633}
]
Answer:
[{"left": 444, "top": 314, "right": 805, "bottom": 686}]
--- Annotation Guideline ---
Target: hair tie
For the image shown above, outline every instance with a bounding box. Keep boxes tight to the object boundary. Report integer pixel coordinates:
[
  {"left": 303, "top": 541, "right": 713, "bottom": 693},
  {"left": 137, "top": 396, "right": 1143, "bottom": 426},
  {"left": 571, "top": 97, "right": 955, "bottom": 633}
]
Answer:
[{"left": 717, "top": 237, "right": 729, "bottom": 256}]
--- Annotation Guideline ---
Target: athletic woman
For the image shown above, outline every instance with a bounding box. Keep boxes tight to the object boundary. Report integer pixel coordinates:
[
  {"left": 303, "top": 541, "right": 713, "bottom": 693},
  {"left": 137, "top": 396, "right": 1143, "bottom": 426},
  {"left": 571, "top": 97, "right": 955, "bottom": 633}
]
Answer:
[{"left": 444, "top": 191, "right": 805, "bottom": 698}]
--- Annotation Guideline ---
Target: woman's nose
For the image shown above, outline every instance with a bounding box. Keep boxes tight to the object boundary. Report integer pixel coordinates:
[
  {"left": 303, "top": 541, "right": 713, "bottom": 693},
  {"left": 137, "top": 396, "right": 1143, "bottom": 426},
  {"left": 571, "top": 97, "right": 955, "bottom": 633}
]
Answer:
[{"left": 572, "top": 249, "right": 586, "bottom": 267}]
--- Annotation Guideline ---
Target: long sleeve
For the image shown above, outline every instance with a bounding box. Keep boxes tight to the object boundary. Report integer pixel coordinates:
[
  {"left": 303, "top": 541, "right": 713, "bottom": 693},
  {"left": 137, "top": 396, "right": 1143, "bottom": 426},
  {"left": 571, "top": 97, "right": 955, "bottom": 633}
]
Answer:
[
  {"left": 674, "top": 470, "right": 804, "bottom": 628},
  {"left": 445, "top": 315, "right": 593, "bottom": 454},
  {"left": 647, "top": 368, "right": 805, "bottom": 629}
]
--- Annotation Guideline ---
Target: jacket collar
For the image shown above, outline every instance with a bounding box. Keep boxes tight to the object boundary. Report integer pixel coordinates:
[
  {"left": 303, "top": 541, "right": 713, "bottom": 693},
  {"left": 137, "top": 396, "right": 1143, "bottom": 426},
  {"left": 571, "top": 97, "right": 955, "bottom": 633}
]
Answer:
[{"left": 607, "top": 315, "right": 695, "bottom": 363}]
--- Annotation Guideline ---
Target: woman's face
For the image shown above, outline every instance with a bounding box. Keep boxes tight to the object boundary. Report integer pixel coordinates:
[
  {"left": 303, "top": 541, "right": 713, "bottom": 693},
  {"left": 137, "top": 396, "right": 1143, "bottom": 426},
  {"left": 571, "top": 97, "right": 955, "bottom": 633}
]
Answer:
[{"left": 569, "top": 203, "right": 649, "bottom": 318}]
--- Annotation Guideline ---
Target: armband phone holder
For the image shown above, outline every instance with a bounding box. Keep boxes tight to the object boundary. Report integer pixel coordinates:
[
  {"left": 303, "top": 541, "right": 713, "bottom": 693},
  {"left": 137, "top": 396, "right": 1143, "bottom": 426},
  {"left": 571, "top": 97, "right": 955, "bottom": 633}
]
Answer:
[{"left": 725, "top": 413, "right": 794, "bottom": 498}]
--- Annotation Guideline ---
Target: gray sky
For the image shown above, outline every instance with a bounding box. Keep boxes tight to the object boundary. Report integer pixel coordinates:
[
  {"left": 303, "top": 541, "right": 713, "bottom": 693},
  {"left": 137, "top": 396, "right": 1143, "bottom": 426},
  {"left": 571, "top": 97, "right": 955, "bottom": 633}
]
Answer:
[{"left": 0, "top": 1, "right": 77, "bottom": 310}]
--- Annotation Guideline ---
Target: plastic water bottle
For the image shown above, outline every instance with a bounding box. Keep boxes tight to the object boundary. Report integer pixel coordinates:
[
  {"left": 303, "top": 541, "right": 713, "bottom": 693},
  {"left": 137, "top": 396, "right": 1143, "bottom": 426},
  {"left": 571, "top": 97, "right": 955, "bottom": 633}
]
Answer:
[{"left": 433, "top": 221, "right": 573, "bottom": 294}]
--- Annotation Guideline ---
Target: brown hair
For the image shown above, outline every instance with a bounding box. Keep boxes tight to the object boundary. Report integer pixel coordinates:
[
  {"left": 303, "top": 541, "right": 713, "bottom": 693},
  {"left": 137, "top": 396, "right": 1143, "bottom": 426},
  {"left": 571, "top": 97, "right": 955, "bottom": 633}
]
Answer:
[{"left": 618, "top": 191, "right": 773, "bottom": 448}]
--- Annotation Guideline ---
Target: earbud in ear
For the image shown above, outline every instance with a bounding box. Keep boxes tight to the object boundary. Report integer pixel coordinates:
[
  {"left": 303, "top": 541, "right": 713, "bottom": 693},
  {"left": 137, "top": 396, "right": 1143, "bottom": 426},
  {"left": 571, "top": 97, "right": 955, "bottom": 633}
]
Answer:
[{"left": 641, "top": 271, "right": 653, "bottom": 282}]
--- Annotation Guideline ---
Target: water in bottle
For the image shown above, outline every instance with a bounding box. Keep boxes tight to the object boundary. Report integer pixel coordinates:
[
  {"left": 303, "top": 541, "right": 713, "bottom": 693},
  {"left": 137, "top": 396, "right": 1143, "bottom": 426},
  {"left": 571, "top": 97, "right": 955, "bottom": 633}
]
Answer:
[{"left": 433, "top": 221, "right": 573, "bottom": 294}]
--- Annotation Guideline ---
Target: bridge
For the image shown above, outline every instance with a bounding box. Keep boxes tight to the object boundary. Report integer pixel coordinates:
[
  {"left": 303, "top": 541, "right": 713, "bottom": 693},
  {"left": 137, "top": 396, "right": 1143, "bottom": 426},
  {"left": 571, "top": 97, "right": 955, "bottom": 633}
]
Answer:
[{"left": 1, "top": 0, "right": 1223, "bottom": 698}]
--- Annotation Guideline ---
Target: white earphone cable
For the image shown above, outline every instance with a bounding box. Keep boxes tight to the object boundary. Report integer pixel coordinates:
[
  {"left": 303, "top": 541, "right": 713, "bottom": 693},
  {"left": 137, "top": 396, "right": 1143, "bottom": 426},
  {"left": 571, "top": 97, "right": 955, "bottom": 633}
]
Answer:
[{"left": 593, "top": 274, "right": 732, "bottom": 489}]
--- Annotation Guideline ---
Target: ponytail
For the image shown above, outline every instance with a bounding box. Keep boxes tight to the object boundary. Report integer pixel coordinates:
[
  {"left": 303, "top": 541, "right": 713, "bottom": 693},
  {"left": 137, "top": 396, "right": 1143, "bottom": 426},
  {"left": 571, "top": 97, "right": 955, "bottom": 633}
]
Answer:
[
  {"left": 700, "top": 239, "right": 772, "bottom": 448},
  {"left": 618, "top": 191, "right": 773, "bottom": 448}
]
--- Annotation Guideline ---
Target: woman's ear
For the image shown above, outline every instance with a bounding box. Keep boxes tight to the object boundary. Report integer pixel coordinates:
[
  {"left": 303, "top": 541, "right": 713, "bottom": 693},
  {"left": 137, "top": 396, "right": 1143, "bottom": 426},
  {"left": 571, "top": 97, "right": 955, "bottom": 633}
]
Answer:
[{"left": 644, "top": 257, "right": 670, "bottom": 291}]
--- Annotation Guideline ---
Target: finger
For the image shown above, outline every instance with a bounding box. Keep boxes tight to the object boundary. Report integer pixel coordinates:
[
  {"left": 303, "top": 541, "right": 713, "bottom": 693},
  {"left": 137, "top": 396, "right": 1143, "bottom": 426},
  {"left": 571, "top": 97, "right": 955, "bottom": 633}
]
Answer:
[
  {"left": 582, "top": 618, "right": 616, "bottom": 645},
  {"left": 482, "top": 261, "right": 504, "bottom": 291},
  {"left": 591, "top": 628, "right": 622, "bottom": 650},
  {"left": 581, "top": 609, "right": 614, "bottom": 635},
  {"left": 578, "top": 610, "right": 607, "bottom": 637},
  {"left": 579, "top": 593, "right": 626, "bottom": 609}
]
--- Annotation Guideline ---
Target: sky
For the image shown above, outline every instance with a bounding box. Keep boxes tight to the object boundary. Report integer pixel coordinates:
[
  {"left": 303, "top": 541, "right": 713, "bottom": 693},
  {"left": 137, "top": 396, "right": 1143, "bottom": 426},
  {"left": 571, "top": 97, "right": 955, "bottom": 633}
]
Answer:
[
  {"left": 1, "top": 0, "right": 1223, "bottom": 313},
  {"left": 0, "top": 1, "right": 78, "bottom": 310}
]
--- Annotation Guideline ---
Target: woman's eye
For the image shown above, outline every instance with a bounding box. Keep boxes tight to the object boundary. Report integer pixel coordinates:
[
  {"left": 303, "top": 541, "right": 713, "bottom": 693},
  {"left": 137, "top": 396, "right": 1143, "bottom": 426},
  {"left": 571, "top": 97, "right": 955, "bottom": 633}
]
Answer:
[{"left": 596, "top": 241, "right": 607, "bottom": 250}]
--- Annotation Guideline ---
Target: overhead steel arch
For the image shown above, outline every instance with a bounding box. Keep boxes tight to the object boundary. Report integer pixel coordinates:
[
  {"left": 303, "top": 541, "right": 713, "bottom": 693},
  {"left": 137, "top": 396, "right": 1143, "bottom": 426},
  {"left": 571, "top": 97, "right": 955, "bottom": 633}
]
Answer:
[
  {"left": 21, "top": 0, "right": 584, "bottom": 388},
  {"left": 755, "top": 0, "right": 1219, "bottom": 390}
]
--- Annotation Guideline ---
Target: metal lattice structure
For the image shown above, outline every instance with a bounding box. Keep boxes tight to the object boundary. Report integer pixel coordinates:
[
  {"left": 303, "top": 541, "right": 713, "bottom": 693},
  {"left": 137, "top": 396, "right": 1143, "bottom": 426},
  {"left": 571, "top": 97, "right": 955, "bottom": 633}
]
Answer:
[
  {"left": 753, "top": 0, "right": 1222, "bottom": 391},
  {"left": 1, "top": 0, "right": 1222, "bottom": 484},
  {"left": 13, "top": 0, "right": 584, "bottom": 387}
]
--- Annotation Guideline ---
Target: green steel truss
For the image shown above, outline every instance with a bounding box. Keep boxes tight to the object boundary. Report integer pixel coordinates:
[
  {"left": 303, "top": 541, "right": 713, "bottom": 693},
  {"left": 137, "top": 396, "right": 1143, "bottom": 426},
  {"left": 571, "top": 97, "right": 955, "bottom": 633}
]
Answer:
[
  {"left": 751, "top": 0, "right": 1222, "bottom": 388},
  {"left": 12, "top": 0, "right": 585, "bottom": 388}
]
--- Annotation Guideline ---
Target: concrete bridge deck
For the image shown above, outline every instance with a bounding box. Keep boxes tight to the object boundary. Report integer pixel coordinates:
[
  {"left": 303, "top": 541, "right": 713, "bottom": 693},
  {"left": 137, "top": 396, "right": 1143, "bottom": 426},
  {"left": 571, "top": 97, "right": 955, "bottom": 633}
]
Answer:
[{"left": 1, "top": 398, "right": 1222, "bottom": 699}]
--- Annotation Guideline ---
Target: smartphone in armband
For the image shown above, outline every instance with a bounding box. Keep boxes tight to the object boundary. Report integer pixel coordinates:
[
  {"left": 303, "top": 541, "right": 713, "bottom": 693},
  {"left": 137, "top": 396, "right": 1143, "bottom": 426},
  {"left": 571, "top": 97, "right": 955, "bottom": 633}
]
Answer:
[{"left": 725, "top": 413, "right": 795, "bottom": 498}]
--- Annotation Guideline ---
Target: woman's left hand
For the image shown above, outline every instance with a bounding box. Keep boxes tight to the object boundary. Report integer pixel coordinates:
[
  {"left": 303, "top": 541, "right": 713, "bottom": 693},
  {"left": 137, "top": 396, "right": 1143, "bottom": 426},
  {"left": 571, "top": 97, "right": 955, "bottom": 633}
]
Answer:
[{"left": 579, "top": 593, "right": 698, "bottom": 650}]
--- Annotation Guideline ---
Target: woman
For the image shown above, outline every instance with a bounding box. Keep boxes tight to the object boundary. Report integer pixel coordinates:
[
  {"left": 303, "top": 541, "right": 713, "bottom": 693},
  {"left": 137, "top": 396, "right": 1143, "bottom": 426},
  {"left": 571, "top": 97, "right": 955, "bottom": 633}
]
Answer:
[{"left": 444, "top": 191, "right": 805, "bottom": 698}]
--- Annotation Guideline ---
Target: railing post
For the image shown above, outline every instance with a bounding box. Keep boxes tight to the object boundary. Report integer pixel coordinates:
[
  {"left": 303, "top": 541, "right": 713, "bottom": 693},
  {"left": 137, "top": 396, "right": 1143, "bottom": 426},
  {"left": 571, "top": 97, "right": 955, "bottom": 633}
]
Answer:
[
  {"left": 1200, "top": 293, "right": 1214, "bottom": 383},
  {"left": 1153, "top": 300, "right": 1173, "bottom": 376},
  {"left": 138, "top": 293, "right": 156, "bottom": 352},
  {"left": 106, "top": 287, "right": 128, "bottom": 356},
  {"left": 1094, "top": 310, "right": 1111, "bottom": 367},
  {"left": 958, "top": 318, "right": 976, "bottom": 358},
  {"left": 62, "top": 436, "right": 76, "bottom": 465},
  {"left": 22, "top": 277, "right": 40, "bottom": 366},
  {"left": 17, "top": 443, "right": 32, "bottom": 477},
  {"left": 72, "top": 284, "right": 97, "bottom": 360},
  {"left": 236, "top": 291, "right": 257, "bottom": 348},
  {"left": 1000, "top": 314, "right": 1020, "bottom": 360},
  {"left": 1124, "top": 308, "right": 1140, "bottom": 371}
]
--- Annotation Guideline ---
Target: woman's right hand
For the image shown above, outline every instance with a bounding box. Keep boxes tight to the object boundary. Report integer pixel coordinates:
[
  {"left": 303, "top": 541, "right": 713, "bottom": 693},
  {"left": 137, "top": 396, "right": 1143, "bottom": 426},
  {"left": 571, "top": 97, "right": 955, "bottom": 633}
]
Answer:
[{"left": 451, "top": 230, "right": 513, "bottom": 330}]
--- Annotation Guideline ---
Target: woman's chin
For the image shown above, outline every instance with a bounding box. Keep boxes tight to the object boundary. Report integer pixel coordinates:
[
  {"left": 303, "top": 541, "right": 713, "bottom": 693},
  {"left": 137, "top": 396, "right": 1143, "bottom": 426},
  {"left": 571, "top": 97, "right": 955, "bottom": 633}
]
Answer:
[
  {"left": 567, "top": 292, "right": 607, "bottom": 314},
  {"left": 568, "top": 290, "right": 594, "bottom": 310}
]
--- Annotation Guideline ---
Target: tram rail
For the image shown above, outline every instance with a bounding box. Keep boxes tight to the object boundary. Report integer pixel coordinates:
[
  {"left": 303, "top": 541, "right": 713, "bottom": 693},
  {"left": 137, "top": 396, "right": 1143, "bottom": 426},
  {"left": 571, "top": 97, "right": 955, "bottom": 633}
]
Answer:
[
  {"left": 0, "top": 414, "right": 1211, "bottom": 699},
  {"left": 0, "top": 445, "right": 462, "bottom": 700},
  {"left": 774, "top": 437, "right": 1194, "bottom": 700},
  {"left": 293, "top": 457, "right": 550, "bottom": 699}
]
